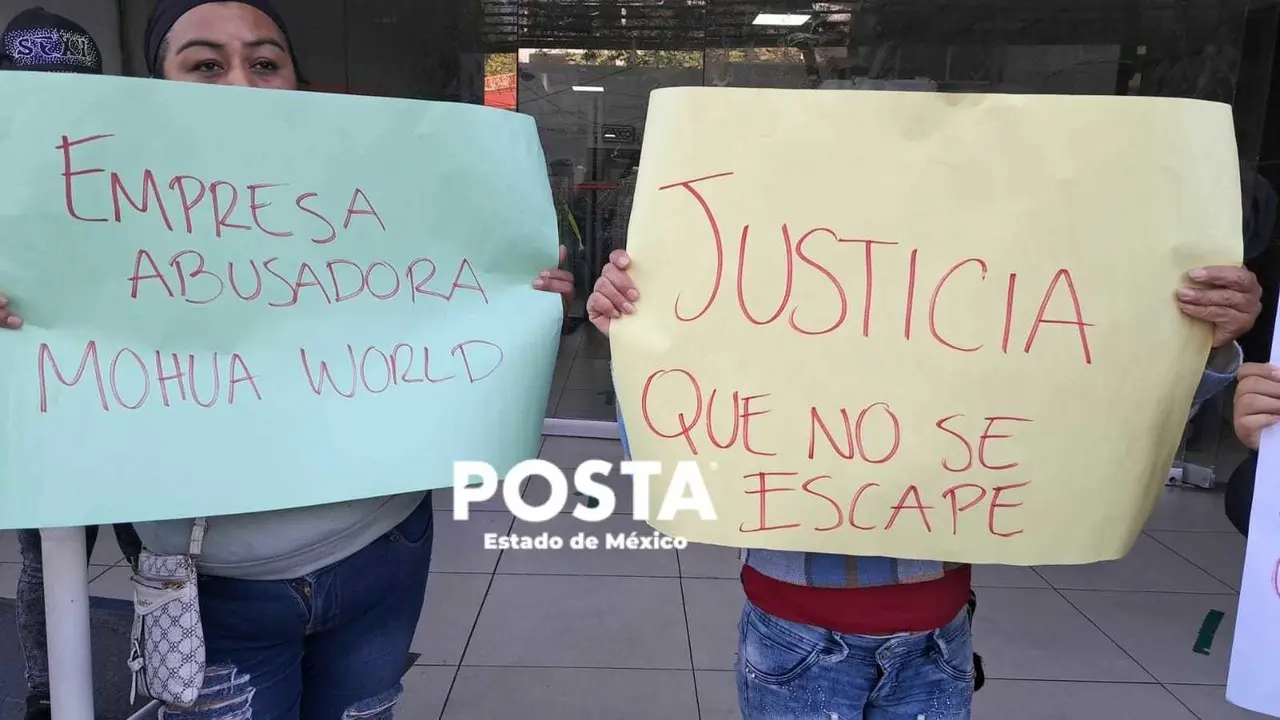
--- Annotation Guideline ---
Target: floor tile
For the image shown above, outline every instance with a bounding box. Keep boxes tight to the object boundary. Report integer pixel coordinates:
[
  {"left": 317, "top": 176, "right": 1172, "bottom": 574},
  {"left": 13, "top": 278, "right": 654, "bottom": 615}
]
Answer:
[
  {"left": 545, "top": 386, "right": 563, "bottom": 416},
  {"left": 973, "top": 680, "right": 1197, "bottom": 719},
  {"left": 411, "top": 573, "right": 492, "bottom": 665},
  {"left": 87, "top": 566, "right": 133, "bottom": 601},
  {"left": 437, "top": 481, "right": 522, "bottom": 515},
  {"left": 0, "top": 562, "right": 20, "bottom": 600},
  {"left": 443, "top": 667, "right": 697, "bottom": 720},
  {"left": 1035, "top": 534, "right": 1233, "bottom": 593},
  {"left": 463, "top": 575, "right": 691, "bottom": 669},
  {"left": 497, "top": 515, "right": 679, "bottom": 577},
  {"left": 1148, "top": 531, "right": 1247, "bottom": 591},
  {"left": 695, "top": 670, "right": 739, "bottom": 720},
  {"left": 430, "top": 510, "right": 512, "bottom": 574},
  {"left": 972, "top": 588, "right": 1151, "bottom": 682},
  {"left": 564, "top": 358, "right": 611, "bottom": 390},
  {"left": 972, "top": 564, "right": 1049, "bottom": 588},
  {"left": 397, "top": 666, "right": 455, "bottom": 720},
  {"left": 678, "top": 542, "right": 741, "bottom": 579},
  {"left": 1165, "top": 684, "right": 1275, "bottom": 719},
  {"left": 1063, "top": 590, "right": 1238, "bottom": 685},
  {"left": 576, "top": 326, "right": 611, "bottom": 359},
  {"left": 683, "top": 578, "right": 744, "bottom": 671},
  {"left": 1146, "top": 488, "right": 1238, "bottom": 533},
  {"left": 521, "top": 467, "right": 636, "bottom": 517},
  {"left": 551, "top": 389, "right": 616, "bottom": 421},
  {"left": 538, "top": 436, "right": 625, "bottom": 469}
]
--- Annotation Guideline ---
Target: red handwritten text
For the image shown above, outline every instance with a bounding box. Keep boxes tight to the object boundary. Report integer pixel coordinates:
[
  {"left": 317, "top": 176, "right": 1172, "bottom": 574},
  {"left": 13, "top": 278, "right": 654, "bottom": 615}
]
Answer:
[
  {"left": 59, "top": 133, "right": 385, "bottom": 242},
  {"left": 660, "top": 172, "right": 1093, "bottom": 364},
  {"left": 298, "top": 340, "right": 505, "bottom": 398},
  {"left": 126, "top": 251, "right": 487, "bottom": 307},
  {"left": 38, "top": 341, "right": 261, "bottom": 412}
]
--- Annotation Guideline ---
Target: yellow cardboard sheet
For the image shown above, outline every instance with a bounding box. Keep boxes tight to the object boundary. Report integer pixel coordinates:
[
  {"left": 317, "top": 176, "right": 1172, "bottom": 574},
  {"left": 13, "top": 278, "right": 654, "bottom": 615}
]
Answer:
[{"left": 612, "top": 87, "right": 1241, "bottom": 565}]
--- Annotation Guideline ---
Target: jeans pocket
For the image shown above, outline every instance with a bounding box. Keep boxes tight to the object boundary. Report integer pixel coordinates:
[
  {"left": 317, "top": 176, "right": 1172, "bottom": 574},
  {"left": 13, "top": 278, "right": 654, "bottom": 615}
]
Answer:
[
  {"left": 385, "top": 494, "right": 434, "bottom": 547},
  {"left": 930, "top": 612, "right": 976, "bottom": 684},
  {"left": 739, "top": 605, "right": 829, "bottom": 686}
]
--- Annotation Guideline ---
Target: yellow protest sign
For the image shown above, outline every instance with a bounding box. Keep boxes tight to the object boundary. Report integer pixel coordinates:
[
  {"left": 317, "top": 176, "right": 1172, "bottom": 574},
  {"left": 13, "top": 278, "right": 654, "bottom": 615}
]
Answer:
[{"left": 612, "top": 88, "right": 1240, "bottom": 566}]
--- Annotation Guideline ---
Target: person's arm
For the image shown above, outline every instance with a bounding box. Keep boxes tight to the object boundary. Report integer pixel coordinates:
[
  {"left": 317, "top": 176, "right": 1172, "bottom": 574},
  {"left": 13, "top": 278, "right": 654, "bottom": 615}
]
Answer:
[{"left": 1189, "top": 341, "right": 1243, "bottom": 419}]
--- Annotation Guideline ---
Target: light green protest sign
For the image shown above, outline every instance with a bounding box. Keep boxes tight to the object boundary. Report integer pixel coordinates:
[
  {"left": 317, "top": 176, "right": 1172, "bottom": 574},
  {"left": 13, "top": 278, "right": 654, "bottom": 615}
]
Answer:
[{"left": 0, "top": 73, "right": 562, "bottom": 529}]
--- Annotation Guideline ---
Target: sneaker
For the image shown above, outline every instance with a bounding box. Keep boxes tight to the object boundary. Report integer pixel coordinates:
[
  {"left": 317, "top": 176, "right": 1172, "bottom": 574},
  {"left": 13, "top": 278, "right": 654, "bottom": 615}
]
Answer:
[{"left": 24, "top": 695, "right": 51, "bottom": 720}]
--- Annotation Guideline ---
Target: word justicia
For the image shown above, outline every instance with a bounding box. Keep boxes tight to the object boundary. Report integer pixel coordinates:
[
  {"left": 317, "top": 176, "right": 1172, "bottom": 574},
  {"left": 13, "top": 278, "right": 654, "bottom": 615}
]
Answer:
[{"left": 453, "top": 460, "right": 717, "bottom": 523}]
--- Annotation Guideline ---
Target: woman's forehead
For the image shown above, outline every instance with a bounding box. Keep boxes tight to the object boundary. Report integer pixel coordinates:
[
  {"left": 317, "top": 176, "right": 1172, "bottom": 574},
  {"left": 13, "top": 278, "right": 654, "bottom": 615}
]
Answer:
[{"left": 168, "top": 2, "right": 286, "bottom": 45}]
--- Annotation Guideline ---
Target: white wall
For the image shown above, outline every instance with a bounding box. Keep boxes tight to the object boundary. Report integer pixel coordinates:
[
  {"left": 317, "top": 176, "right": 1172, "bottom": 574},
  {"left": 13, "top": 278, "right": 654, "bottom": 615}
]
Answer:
[{"left": 0, "top": 0, "right": 123, "bottom": 74}]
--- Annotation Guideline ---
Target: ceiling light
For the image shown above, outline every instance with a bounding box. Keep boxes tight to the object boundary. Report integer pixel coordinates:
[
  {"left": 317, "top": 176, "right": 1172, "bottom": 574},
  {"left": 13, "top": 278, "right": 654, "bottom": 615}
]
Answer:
[
  {"left": 752, "top": 12, "right": 811, "bottom": 26},
  {"left": 572, "top": 85, "right": 605, "bottom": 92}
]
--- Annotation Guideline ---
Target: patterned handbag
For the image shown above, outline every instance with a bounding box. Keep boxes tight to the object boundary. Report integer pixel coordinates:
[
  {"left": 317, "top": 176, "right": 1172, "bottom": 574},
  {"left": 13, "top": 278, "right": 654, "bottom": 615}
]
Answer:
[{"left": 127, "top": 519, "right": 208, "bottom": 708}]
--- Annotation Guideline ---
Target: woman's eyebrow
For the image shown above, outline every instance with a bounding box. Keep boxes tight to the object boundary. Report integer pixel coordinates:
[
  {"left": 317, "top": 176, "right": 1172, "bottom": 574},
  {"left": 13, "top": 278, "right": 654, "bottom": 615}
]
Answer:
[
  {"left": 245, "top": 37, "right": 287, "bottom": 52},
  {"left": 175, "top": 37, "right": 285, "bottom": 54},
  {"left": 175, "top": 38, "right": 224, "bottom": 54}
]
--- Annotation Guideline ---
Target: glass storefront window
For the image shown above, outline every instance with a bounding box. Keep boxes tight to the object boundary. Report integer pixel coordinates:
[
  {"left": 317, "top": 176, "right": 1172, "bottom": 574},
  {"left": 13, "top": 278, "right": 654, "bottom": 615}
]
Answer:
[
  {"left": 111, "top": 0, "right": 1278, "bottom": 457},
  {"left": 518, "top": 46, "right": 705, "bottom": 421}
]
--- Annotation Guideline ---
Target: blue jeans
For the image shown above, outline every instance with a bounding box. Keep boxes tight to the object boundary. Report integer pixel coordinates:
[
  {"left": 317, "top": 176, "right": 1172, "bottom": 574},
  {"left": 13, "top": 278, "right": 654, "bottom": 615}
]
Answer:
[
  {"left": 17, "top": 524, "right": 141, "bottom": 696},
  {"left": 736, "top": 601, "right": 974, "bottom": 720},
  {"left": 159, "top": 494, "right": 434, "bottom": 720}
]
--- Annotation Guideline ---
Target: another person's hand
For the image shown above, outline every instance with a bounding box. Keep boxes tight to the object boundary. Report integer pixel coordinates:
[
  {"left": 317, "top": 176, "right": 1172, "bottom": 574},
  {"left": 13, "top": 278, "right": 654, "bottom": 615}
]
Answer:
[
  {"left": 587, "top": 250, "right": 638, "bottom": 336},
  {"left": 1177, "top": 266, "right": 1262, "bottom": 347},
  {"left": 1234, "top": 362, "right": 1280, "bottom": 450},
  {"left": 533, "top": 246, "right": 575, "bottom": 310},
  {"left": 0, "top": 293, "right": 21, "bottom": 329}
]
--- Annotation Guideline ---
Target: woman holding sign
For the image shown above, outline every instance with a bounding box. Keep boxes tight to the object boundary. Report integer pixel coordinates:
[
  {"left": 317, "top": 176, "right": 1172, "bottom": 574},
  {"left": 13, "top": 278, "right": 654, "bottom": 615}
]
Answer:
[
  {"left": 2, "top": 1, "right": 575, "bottom": 718},
  {"left": 589, "top": 249, "right": 1259, "bottom": 720}
]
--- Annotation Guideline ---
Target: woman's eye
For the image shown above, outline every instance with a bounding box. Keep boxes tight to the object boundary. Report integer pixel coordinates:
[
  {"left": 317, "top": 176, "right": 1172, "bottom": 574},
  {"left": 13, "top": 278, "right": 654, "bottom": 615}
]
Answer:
[
  {"left": 253, "top": 60, "right": 279, "bottom": 72},
  {"left": 193, "top": 61, "right": 220, "bottom": 73}
]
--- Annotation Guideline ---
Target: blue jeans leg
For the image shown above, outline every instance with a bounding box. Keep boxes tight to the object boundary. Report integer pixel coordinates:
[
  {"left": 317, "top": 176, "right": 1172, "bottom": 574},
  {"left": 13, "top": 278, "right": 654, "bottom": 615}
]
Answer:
[
  {"left": 158, "top": 493, "right": 434, "bottom": 720},
  {"left": 736, "top": 601, "right": 974, "bottom": 720},
  {"left": 301, "top": 494, "right": 434, "bottom": 718}
]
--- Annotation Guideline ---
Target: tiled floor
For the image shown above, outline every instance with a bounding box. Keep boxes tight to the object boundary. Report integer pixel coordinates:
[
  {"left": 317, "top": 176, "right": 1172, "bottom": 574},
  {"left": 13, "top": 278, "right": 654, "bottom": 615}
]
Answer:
[
  {"left": 0, "top": 435, "right": 1267, "bottom": 719},
  {"left": 546, "top": 323, "right": 615, "bottom": 421}
]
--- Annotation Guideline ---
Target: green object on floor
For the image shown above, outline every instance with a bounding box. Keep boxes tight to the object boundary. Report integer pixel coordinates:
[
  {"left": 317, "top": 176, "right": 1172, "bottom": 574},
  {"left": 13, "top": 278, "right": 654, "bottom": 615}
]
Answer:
[{"left": 1193, "top": 610, "right": 1225, "bottom": 655}]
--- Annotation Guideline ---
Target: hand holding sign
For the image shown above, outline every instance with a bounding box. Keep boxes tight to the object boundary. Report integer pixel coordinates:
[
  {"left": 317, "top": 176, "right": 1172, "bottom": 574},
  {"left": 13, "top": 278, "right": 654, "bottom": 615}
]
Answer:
[
  {"left": 534, "top": 245, "right": 576, "bottom": 309},
  {"left": 1234, "top": 363, "right": 1280, "bottom": 451},
  {"left": 588, "top": 250, "right": 637, "bottom": 335},
  {"left": 1177, "top": 266, "right": 1262, "bottom": 347},
  {"left": 0, "top": 292, "right": 20, "bottom": 329}
]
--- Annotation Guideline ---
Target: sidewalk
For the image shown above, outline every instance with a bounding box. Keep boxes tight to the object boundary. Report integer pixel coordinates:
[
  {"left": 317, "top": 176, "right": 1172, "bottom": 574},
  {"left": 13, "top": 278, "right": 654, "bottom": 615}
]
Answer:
[{"left": 0, "top": 435, "right": 1265, "bottom": 719}]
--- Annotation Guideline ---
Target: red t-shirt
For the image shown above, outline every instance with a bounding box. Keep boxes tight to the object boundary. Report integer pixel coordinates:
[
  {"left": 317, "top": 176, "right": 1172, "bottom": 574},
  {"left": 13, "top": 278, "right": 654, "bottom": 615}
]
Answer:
[{"left": 741, "top": 564, "right": 972, "bottom": 636}]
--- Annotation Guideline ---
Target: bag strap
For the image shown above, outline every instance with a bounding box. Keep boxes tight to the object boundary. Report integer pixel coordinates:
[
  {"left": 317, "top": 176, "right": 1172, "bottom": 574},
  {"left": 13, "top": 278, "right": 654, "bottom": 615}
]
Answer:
[{"left": 188, "top": 518, "right": 208, "bottom": 557}]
